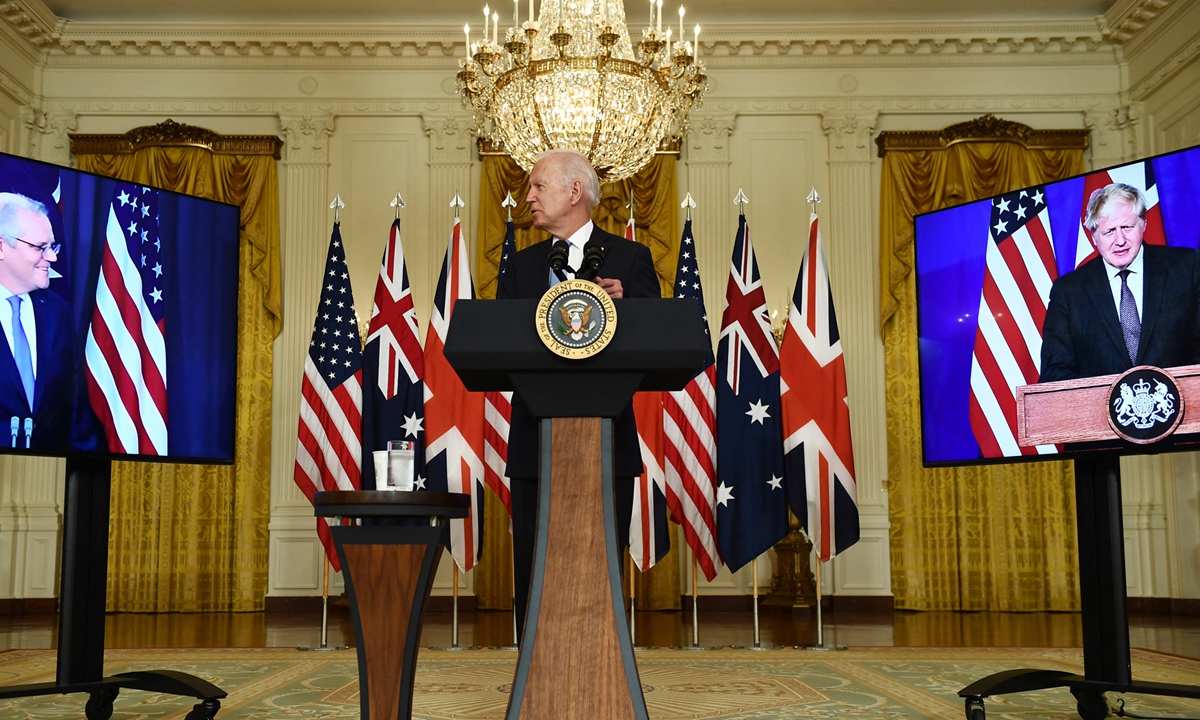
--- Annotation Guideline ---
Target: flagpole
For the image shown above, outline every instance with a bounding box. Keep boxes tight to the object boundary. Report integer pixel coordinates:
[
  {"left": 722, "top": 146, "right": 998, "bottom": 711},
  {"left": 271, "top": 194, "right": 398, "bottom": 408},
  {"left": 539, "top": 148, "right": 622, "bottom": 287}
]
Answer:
[
  {"left": 752, "top": 557, "right": 761, "bottom": 649},
  {"left": 452, "top": 564, "right": 460, "bottom": 649},
  {"left": 691, "top": 550, "right": 699, "bottom": 648},
  {"left": 815, "top": 557, "right": 823, "bottom": 646},
  {"left": 511, "top": 538, "right": 519, "bottom": 648},
  {"left": 298, "top": 548, "right": 346, "bottom": 651},
  {"left": 629, "top": 554, "right": 636, "bottom": 646}
]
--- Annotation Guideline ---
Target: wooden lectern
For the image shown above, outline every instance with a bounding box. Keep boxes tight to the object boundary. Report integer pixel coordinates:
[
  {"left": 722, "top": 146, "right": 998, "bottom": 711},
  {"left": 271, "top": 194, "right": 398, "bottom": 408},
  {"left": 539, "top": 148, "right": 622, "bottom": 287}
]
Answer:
[
  {"left": 444, "top": 298, "right": 708, "bottom": 720},
  {"left": 959, "top": 365, "right": 1200, "bottom": 720}
]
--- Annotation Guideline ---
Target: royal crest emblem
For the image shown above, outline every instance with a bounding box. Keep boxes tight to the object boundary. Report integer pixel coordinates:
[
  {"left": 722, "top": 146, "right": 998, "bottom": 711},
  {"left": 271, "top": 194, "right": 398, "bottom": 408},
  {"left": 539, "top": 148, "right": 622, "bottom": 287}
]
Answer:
[
  {"left": 1107, "top": 366, "right": 1185, "bottom": 444},
  {"left": 535, "top": 279, "right": 617, "bottom": 359}
]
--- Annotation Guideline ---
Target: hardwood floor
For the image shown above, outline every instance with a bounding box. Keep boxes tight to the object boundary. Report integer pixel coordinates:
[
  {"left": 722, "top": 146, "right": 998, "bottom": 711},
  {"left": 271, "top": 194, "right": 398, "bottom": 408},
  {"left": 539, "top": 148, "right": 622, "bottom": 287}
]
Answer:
[{"left": 2, "top": 608, "right": 1199, "bottom": 658}]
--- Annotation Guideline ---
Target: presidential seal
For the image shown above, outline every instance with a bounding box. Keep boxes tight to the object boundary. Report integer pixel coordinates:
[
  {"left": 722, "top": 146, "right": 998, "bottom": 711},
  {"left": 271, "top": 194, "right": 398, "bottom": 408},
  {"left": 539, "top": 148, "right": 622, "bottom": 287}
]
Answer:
[
  {"left": 1107, "top": 366, "right": 1184, "bottom": 444},
  {"left": 535, "top": 279, "right": 617, "bottom": 359}
]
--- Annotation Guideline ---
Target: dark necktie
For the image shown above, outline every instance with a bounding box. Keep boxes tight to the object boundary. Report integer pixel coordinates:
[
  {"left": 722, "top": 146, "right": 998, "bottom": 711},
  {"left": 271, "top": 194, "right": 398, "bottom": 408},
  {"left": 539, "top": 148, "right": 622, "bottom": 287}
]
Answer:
[
  {"left": 1118, "top": 269, "right": 1140, "bottom": 365},
  {"left": 7, "top": 296, "right": 34, "bottom": 409}
]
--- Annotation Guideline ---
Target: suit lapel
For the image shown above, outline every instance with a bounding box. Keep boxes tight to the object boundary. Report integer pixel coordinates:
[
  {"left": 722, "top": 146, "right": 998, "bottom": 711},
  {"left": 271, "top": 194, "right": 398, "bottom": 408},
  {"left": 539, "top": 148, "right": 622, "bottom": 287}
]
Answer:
[
  {"left": 529, "top": 239, "right": 553, "bottom": 294},
  {"left": 30, "top": 292, "right": 52, "bottom": 412},
  {"left": 0, "top": 319, "right": 25, "bottom": 412},
  {"left": 1136, "top": 246, "right": 1164, "bottom": 365},
  {"left": 1080, "top": 259, "right": 1128, "bottom": 362}
]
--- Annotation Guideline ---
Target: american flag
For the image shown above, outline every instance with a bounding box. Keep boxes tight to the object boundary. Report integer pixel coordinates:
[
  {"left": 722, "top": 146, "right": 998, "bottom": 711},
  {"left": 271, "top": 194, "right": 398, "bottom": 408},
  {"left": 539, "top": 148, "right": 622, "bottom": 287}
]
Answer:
[
  {"left": 631, "top": 390, "right": 671, "bottom": 571},
  {"left": 1074, "top": 160, "right": 1167, "bottom": 269},
  {"left": 968, "top": 188, "right": 1060, "bottom": 458},
  {"left": 482, "top": 217, "right": 517, "bottom": 513},
  {"left": 424, "top": 214, "right": 486, "bottom": 572},
  {"left": 361, "top": 217, "right": 425, "bottom": 490},
  {"left": 661, "top": 218, "right": 721, "bottom": 581},
  {"left": 780, "top": 212, "right": 858, "bottom": 562},
  {"left": 293, "top": 223, "right": 362, "bottom": 572},
  {"left": 84, "top": 183, "right": 168, "bottom": 455},
  {"left": 715, "top": 213, "right": 788, "bottom": 572}
]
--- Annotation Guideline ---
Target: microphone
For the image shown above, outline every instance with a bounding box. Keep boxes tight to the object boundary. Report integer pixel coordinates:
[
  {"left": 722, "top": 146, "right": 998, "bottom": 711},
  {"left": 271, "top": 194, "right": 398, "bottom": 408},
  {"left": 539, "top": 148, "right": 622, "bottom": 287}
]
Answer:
[
  {"left": 547, "top": 240, "right": 570, "bottom": 282},
  {"left": 579, "top": 243, "right": 607, "bottom": 281},
  {"left": 9, "top": 416, "right": 17, "bottom": 448},
  {"left": 23, "top": 418, "right": 32, "bottom": 449}
]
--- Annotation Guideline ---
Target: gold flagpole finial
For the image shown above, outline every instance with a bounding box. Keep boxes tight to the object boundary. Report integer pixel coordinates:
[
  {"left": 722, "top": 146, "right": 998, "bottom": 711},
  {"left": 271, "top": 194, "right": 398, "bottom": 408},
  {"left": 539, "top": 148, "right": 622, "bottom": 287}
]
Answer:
[
  {"left": 450, "top": 191, "right": 465, "bottom": 219},
  {"left": 733, "top": 188, "right": 748, "bottom": 216},
  {"left": 806, "top": 187, "right": 821, "bottom": 214},
  {"left": 329, "top": 193, "right": 345, "bottom": 223},
  {"left": 681, "top": 191, "right": 696, "bottom": 222},
  {"left": 501, "top": 191, "right": 517, "bottom": 222},
  {"left": 625, "top": 189, "right": 637, "bottom": 224},
  {"left": 391, "top": 192, "right": 406, "bottom": 219}
]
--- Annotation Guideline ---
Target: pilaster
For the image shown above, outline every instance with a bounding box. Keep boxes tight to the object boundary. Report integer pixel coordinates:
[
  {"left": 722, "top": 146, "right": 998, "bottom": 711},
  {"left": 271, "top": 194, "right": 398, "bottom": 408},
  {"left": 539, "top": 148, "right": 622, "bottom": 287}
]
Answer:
[
  {"left": 268, "top": 112, "right": 341, "bottom": 596},
  {"left": 684, "top": 113, "right": 737, "bottom": 338},
  {"left": 819, "top": 109, "right": 891, "bottom": 597},
  {"left": 422, "top": 114, "right": 474, "bottom": 277},
  {"left": 22, "top": 108, "right": 75, "bottom": 165},
  {"left": 1085, "top": 103, "right": 1145, "bottom": 167}
]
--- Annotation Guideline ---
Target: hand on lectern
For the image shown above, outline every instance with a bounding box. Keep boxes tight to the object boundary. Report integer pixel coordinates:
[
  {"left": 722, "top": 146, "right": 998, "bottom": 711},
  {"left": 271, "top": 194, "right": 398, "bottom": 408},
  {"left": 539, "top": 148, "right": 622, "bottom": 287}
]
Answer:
[{"left": 595, "top": 276, "right": 623, "bottom": 299}]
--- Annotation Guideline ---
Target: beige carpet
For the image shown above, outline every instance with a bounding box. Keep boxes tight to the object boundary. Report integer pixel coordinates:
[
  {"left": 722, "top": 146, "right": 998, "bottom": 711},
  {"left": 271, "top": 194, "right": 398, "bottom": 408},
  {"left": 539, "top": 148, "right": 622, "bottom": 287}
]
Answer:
[{"left": 2, "top": 646, "right": 1200, "bottom": 718}]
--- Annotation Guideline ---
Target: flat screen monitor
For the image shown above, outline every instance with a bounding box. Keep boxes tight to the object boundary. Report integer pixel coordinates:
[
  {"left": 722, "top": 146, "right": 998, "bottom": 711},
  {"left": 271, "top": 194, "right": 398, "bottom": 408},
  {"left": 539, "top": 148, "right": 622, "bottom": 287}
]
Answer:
[
  {"left": 915, "top": 143, "right": 1200, "bottom": 467},
  {"left": 0, "top": 152, "right": 240, "bottom": 464}
]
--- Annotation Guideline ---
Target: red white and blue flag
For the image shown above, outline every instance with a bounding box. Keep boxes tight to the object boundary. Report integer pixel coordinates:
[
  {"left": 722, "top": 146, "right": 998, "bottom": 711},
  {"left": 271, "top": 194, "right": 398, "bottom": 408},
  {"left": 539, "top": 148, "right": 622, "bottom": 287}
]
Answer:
[
  {"left": 85, "top": 183, "right": 168, "bottom": 455},
  {"left": 361, "top": 217, "right": 425, "bottom": 490},
  {"left": 425, "top": 214, "right": 486, "bottom": 572},
  {"left": 968, "top": 187, "right": 1060, "bottom": 458},
  {"left": 631, "top": 392, "right": 671, "bottom": 571},
  {"left": 662, "top": 217, "right": 721, "bottom": 581},
  {"left": 483, "top": 218, "right": 517, "bottom": 514},
  {"left": 292, "top": 222, "right": 363, "bottom": 571},
  {"left": 1074, "top": 160, "right": 1167, "bottom": 268},
  {"left": 780, "top": 212, "right": 858, "bottom": 562},
  {"left": 715, "top": 212, "right": 789, "bottom": 571}
]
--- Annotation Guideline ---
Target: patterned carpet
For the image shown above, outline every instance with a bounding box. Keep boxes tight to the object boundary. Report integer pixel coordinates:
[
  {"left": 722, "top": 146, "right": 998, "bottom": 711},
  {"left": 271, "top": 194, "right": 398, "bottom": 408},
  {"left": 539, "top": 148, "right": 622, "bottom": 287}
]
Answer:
[{"left": 3, "top": 646, "right": 1200, "bottom": 719}]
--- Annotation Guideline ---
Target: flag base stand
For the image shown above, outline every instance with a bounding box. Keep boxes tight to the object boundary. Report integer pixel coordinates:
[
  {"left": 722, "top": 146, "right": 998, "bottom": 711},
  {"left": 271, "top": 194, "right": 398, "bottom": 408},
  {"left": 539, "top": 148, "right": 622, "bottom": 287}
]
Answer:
[
  {"left": 799, "top": 643, "right": 845, "bottom": 651},
  {"left": 298, "top": 558, "right": 349, "bottom": 652}
]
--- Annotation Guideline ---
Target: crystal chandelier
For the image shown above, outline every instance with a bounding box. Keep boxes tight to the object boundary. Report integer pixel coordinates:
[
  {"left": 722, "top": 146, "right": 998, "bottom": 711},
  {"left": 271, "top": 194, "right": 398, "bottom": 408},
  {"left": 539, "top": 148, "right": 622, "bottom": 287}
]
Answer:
[{"left": 456, "top": 0, "right": 707, "bottom": 182}]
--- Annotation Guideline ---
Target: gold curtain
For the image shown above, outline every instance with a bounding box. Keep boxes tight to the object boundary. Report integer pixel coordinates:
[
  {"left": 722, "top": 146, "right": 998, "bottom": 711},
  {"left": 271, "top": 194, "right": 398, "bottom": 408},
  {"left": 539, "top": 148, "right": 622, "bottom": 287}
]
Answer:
[
  {"left": 74, "top": 125, "right": 281, "bottom": 612},
  {"left": 474, "top": 153, "right": 681, "bottom": 611},
  {"left": 879, "top": 119, "right": 1087, "bottom": 611}
]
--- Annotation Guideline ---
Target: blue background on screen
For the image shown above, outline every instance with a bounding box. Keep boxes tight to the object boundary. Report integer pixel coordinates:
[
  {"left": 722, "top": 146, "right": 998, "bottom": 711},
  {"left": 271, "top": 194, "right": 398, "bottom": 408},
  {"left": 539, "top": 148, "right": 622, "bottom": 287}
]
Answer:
[
  {"left": 915, "top": 145, "right": 1200, "bottom": 465},
  {"left": 0, "top": 154, "right": 240, "bottom": 463}
]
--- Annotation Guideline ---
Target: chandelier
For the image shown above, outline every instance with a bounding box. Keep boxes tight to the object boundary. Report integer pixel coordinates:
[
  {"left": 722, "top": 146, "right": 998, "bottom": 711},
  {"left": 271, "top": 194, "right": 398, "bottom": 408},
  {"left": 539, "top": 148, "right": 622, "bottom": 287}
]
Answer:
[{"left": 456, "top": 0, "right": 707, "bottom": 182}]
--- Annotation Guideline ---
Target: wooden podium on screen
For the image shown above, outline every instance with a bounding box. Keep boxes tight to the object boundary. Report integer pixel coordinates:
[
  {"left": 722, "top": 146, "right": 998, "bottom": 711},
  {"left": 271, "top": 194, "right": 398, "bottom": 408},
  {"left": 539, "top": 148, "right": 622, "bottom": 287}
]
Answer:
[{"left": 959, "top": 364, "right": 1200, "bottom": 720}]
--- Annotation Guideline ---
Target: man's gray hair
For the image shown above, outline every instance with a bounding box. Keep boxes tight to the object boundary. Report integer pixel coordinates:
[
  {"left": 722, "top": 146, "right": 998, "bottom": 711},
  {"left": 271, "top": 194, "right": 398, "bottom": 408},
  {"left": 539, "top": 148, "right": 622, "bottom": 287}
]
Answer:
[
  {"left": 0, "top": 193, "right": 48, "bottom": 248},
  {"left": 536, "top": 148, "right": 601, "bottom": 211},
  {"left": 1084, "top": 183, "right": 1147, "bottom": 232}
]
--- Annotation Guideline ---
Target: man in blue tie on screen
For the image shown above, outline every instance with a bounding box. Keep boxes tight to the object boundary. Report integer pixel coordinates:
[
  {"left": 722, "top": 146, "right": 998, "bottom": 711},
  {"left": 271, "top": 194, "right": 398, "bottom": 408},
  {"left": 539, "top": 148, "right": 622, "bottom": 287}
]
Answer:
[
  {"left": 0, "top": 192, "right": 94, "bottom": 452},
  {"left": 1040, "top": 183, "right": 1200, "bottom": 383}
]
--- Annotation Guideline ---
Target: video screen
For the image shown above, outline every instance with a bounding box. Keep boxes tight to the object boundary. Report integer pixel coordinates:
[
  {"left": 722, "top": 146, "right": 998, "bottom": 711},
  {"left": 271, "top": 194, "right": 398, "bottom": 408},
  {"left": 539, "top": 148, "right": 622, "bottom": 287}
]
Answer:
[
  {"left": 916, "top": 144, "right": 1200, "bottom": 466},
  {"left": 0, "top": 152, "right": 240, "bottom": 463}
]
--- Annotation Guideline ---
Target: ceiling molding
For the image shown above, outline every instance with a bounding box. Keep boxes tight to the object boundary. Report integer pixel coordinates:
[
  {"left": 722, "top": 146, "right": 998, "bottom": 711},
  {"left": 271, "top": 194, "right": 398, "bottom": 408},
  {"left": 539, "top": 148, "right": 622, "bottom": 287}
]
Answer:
[
  {"left": 0, "top": 0, "right": 62, "bottom": 50},
  {"left": 35, "top": 19, "right": 1109, "bottom": 62},
  {"left": 1099, "top": 0, "right": 1170, "bottom": 45}
]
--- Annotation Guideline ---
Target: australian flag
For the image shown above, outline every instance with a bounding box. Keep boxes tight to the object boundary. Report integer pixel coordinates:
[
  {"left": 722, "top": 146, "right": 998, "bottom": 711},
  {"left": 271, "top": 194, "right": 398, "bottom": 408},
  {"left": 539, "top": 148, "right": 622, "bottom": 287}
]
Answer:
[
  {"left": 361, "top": 217, "right": 426, "bottom": 490},
  {"left": 715, "top": 212, "right": 789, "bottom": 571}
]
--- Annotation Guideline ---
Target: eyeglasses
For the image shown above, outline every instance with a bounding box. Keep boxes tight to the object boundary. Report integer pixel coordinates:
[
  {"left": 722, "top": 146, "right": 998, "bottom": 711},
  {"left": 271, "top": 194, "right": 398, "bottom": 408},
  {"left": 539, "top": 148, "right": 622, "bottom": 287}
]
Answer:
[{"left": 12, "top": 238, "right": 61, "bottom": 257}]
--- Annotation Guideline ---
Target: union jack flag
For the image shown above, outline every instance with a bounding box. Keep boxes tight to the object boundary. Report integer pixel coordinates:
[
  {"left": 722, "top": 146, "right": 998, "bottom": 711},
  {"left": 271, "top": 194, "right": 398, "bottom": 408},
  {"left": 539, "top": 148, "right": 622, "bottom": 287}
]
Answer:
[
  {"left": 483, "top": 217, "right": 517, "bottom": 513},
  {"left": 780, "top": 212, "right": 858, "bottom": 562},
  {"left": 1074, "top": 160, "right": 1166, "bottom": 268},
  {"left": 424, "top": 214, "right": 486, "bottom": 571},
  {"left": 292, "top": 223, "right": 362, "bottom": 571},
  {"left": 715, "top": 212, "right": 788, "bottom": 571},
  {"left": 662, "top": 218, "right": 721, "bottom": 581},
  {"left": 361, "top": 217, "right": 425, "bottom": 490},
  {"left": 84, "top": 183, "right": 168, "bottom": 455},
  {"left": 968, "top": 187, "right": 1060, "bottom": 458}
]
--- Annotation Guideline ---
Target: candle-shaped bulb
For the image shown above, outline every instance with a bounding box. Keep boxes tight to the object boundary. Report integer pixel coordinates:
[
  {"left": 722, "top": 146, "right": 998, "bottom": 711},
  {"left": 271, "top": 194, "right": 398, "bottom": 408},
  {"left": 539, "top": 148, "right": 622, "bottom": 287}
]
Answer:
[
  {"left": 530, "top": 0, "right": 535, "bottom": 24},
  {"left": 679, "top": 5, "right": 685, "bottom": 41},
  {"left": 513, "top": 0, "right": 519, "bottom": 27},
  {"left": 694, "top": 23, "right": 700, "bottom": 58},
  {"left": 493, "top": 12, "right": 499, "bottom": 43},
  {"left": 649, "top": 0, "right": 654, "bottom": 26},
  {"left": 464, "top": 24, "right": 471, "bottom": 58},
  {"left": 656, "top": 0, "right": 663, "bottom": 32}
]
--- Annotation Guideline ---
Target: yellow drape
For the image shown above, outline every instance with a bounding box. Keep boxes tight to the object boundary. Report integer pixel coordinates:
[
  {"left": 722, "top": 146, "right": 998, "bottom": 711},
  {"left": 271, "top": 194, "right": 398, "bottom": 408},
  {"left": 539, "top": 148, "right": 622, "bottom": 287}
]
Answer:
[
  {"left": 77, "top": 147, "right": 280, "bottom": 612},
  {"left": 881, "top": 141, "right": 1085, "bottom": 611},
  {"left": 474, "top": 154, "right": 681, "bottom": 611}
]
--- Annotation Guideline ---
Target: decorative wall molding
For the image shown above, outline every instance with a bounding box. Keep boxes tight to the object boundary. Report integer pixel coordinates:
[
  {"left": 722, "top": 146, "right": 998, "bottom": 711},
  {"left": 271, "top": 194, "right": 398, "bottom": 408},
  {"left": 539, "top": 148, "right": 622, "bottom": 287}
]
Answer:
[
  {"left": 0, "top": 0, "right": 60, "bottom": 51},
  {"left": 279, "top": 113, "right": 335, "bottom": 165},
  {"left": 1085, "top": 103, "right": 1143, "bottom": 164},
  {"left": 1131, "top": 33, "right": 1200, "bottom": 102},
  {"left": 69, "top": 118, "right": 282, "bottom": 158},
  {"left": 687, "top": 113, "right": 737, "bottom": 164},
  {"left": 875, "top": 113, "right": 1091, "bottom": 157},
  {"left": 1100, "top": 0, "right": 1171, "bottom": 45},
  {"left": 0, "top": 64, "right": 32, "bottom": 104},
  {"left": 22, "top": 107, "right": 74, "bottom": 165},
  {"left": 421, "top": 114, "right": 474, "bottom": 164},
  {"left": 14, "top": 20, "right": 1114, "bottom": 68}
]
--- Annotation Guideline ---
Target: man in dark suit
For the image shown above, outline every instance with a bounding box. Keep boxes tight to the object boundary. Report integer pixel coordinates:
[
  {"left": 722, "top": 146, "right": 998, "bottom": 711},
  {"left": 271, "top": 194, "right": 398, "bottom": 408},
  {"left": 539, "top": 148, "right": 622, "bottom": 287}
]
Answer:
[
  {"left": 1040, "top": 183, "right": 1200, "bottom": 383},
  {"left": 496, "top": 149, "right": 660, "bottom": 642},
  {"left": 0, "top": 193, "right": 95, "bottom": 452}
]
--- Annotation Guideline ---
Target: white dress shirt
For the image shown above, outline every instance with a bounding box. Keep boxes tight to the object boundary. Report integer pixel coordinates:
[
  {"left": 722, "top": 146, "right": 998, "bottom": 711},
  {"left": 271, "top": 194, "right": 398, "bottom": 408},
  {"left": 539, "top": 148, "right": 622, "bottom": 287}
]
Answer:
[
  {"left": 0, "top": 285, "right": 38, "bottom": 376},
  {"left": 1102, "top": 244, "right": 1144, "bottom": 323},
  {"left": 547, "top": 220, "right": 594, "bottom": 286}
]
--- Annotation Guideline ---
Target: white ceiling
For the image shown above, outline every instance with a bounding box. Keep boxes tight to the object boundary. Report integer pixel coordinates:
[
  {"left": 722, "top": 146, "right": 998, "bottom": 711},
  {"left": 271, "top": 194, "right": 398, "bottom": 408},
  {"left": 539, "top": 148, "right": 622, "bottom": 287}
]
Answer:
[{"left": 43, "top": 0, "right": 1116, "bottom": 24}]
